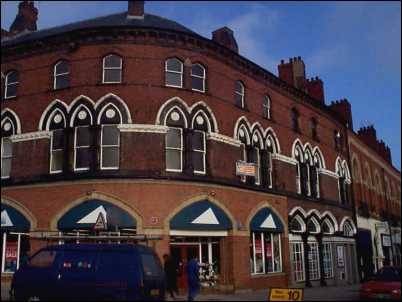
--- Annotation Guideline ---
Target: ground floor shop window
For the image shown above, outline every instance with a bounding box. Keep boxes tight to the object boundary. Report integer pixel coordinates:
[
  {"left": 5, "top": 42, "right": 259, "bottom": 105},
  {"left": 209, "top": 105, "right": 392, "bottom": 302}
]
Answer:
[
  {"left": 322, "top": 243, "right": 333, "bottom": 278},
  {"left": 308, "top": 242, "right": 320, "bottom": 280},
  {"left": 250, "top": 232, "right": 282, "bottom": 275},
  {"left": 291, "top": 242, "right": 305, "bottom": 282},
  {"left": 1, "top": 232, "right": 30, "bottom": 273}
]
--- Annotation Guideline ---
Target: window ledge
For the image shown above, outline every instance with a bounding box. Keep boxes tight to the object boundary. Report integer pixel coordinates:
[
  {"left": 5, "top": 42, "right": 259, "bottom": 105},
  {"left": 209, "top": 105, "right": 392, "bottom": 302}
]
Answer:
[{"left": 250, "top": 272, "right": 286, "bottom": 279}]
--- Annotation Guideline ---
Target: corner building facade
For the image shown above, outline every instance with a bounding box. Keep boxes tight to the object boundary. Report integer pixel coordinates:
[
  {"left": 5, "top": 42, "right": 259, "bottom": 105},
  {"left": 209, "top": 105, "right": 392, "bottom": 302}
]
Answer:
[{"left": 3, "top": 0, "right": 392, "bottom": 292}]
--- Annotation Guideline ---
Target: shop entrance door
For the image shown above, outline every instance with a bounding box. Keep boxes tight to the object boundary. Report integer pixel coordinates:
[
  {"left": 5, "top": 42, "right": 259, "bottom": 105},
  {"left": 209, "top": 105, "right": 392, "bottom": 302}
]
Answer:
[{"left": 170, "top": 245, "right": 199, "bottom": 289}]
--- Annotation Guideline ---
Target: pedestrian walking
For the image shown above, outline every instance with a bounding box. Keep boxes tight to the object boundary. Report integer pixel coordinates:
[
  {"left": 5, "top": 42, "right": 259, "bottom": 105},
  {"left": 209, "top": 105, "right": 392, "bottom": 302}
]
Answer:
[
  {"left": 163, "top": 254, "right": 179, "bottom": 300},
  {"left": 187, "top": 253, "right": 200, "bottom": 301}
]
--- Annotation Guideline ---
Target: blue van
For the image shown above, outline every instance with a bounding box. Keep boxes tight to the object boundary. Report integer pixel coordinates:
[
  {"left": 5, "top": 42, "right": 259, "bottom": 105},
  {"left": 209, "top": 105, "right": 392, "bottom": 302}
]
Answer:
[{"left": 10, "top": 244, "right": 165, "bottom": 301}]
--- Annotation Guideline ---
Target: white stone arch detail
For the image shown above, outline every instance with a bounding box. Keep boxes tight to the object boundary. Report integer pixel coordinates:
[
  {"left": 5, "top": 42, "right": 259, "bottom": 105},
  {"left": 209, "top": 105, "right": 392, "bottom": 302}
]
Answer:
[
  {"left": 164, "top": 105, "right": 189, "bottom": 128},
  {"left": 342, "top": 160, "right": 351, "bottom": 183},
  {"left": 46, "top": 108, "right": 67, "bottom": 130},
  {"left": 289, "top": 206, "right": 307, "bottom": 218},
  {"left": 339, "top": 216, "right": 357, "bottom": 235},
  {"left": 351, "top": 153, "right": 362, "bottom": 184},
  {"left": 304, "top": 146, "right": 314, "bottom": 165},
  {"left": 95, "top": 93, "right": 133, "bottom": 124},
  {"left": 264, "top": 127, "right": 281, "bottom": 154},
  {"left": 233, "top": 116, "right": 252, "bottom": 140},
  {"left": 237, "top": 123, "right": 251, "bottom": 145},
  {"left": 335, "top": 156, "right": 343, "bottom": 175},
  {"left": 307, "top": 216, "right": 321, "bottom": 233},
  {"left": 320, "top": 210, "right": 339, "bottom": 232},
  {"left": 190, "top": 101, "right": 219, "bottom": 133},
  {"left": 313, "top": 146, "right": 326, "bottom": 169},
  {"left": 306, "top": 209, "right": 321, "bottom": 218},
  {"left": 291, "top": 138, "right": 304, "bottom": 159},
  {"left": 190, "top": 109, "right": 212, "bottom": 133},
  {"left": 96, "top": 102, "right": 123, "bottom": 125},
  {"left": 69, "top": 94, "right": 96, "bottom": 110},
  {"left": 155, "top": 96, "right": 188, "bottom": 126},
  {"left": 251, "top": 128, "right": 264, "bottom": 148},
  {"left": 69, "top": 104, "right": 94, "bottom": 127},
  {"left": 38, "top": 99, "right": 69, "bottom": 131},
  {"left": 290, "top": 214, "right": 306, "bottom": 233},
  {"left": 321, "top": 217, "right": 335, "bottom": 234},
  {"left": 1, "top": 108, "right": 22, "bottom": 134}
]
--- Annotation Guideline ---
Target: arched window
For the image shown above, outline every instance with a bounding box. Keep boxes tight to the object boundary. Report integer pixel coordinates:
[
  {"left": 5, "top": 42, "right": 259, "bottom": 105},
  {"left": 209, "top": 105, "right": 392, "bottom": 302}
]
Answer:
[
  {"left": 294, "top": 143, "right": 304, "bottom": 195},
  {"left": 291, "top": 108, "right": 300, "bottom": 132},
  {"left": 310, "top": 118, "right": 318, "bottom": 141},
  {"left": 289, "top": 216, "right": 304, "bottom": 233},
  {"left": 99, "top": 104, "right": 122, "bottom": 170},
  {"left": 263, "top": 95, "right": 271, "bottom": 119},
  {"left": 4, "top": 71, "right": 19, "bottom": 99},
  {"left": 307, "top": 218, "right": 319, "bottom": 234},
  {"left": 265, "top": 133, "right": 278, "bottom": 189},
  {"left": 343, "top": 221, "right": 354, "bottom": 237},
  {"left": 72, "top": 105, "right": 93, "bottom": 171},
  {"left": 237, "top": 124, "right": 250, "bottom": 183},
  {"left": 53, "top": 60, "right": 70, "bottom": 90},
  {"left": 250, "top": 131, "right": 263, "bottom": 185},
  {"left": 191, "top": 64, "right": 205, "bottom": 92},
  {"left": 165, "top": 108, "right": 186, "bottom": 172},
  {"left": 165, "top": 58, "right": 183, "bottom": 88},
  {"left": 1, "top": 118, "right": 16, "bottom": 178},
  {"left": 235, "top": 81, "right": 245, "bottom": 108},
  {"left": 304, "top": 148, "right": 313, "bottom": 196},
  {"left": 102, "top": 54, "right": 122, "bottom": 84},
  {"left": 310, "top": 151, "right": 323, "bottom": 198},
  {"left": 48, "top": 110, "right": 67, "bottom": 174},
  {"left": 321, "top": 219, "right": 334, "bottom": 235},
  {"left": 192, "top": 112, "right": 208, "bottom": 174},
  {"left": 336, "top": 159, "right": 350, "bottom": 205}
]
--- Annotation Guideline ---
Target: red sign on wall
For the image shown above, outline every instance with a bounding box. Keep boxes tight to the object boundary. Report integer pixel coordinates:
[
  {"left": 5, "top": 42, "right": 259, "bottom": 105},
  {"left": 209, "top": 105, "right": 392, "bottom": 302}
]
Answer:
[{"left": 5, "top": 242, "right": 18, "bottom": 261}]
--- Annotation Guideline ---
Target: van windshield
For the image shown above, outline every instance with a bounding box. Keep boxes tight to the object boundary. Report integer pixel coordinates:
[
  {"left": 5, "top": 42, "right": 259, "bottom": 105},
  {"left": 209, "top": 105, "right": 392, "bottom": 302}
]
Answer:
[{"left": 140, "top": 253, "right": 163, "bottom": 278}]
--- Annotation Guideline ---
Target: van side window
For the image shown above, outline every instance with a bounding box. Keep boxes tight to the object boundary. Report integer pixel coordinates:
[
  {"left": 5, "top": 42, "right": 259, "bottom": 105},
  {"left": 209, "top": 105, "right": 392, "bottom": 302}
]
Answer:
[
  {"left": 27, "top": 251, "right": 57, "bottom": 268},
  {"left": 141, "top": 253, "right": 163, "bottom": 277}
]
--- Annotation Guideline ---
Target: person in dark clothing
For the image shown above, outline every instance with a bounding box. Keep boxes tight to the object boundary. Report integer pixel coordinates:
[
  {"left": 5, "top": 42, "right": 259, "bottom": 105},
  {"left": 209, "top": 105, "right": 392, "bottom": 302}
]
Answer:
[
  {"left": 163, "top": 254, "right": 178, "bottom": 300},
  {"left": 187, "top": 253, "right": 200, "bottom": 301}
]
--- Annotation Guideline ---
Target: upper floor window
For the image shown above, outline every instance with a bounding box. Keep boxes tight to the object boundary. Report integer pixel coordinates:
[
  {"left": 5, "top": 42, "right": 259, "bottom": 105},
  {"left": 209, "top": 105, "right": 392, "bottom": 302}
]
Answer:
[
  {"left": 235, "top": 81, "right": 245, "bottom": 109},
  {"left": 4, "top": 71, "right": 19, "bottom": 99},
  {"left": 165, "top": 109, "right": 186, "bottom": 172},
  {"left": 334, "top": 130, "right": 342, "bottom": 151},
  {"left": 336, "top": 159, "right": 350, "bottom": 205},
  {"left": 343, "top": 221, "right": 354, "bottom": 237},
  {"left": 191, "top": 64, "right": 206, "bottom": 92},
  {"left": 310, "top": 118, "right": 318, "bottom": 141},
  {"left": 72, "top": 106, "right": 93, "bottom": 171},
  {"left": 102, "top": 55, "right": 122, "bottom": 84},
  {"left": 263, "top": 95, "right": 271, "bottom": 119},
  {"left": 291, "top": 108, "right": 300, "bottom": 132},
  {"left": 48, "top": 110, "right": 67, "bottom": 174},
  {"left": 54, "top": 60, "right": 70, "bottom": 90},
  {"left": 1, "top": 117, "right": 17, "bottom": 179},
  {"left": 165, "top": 58, "right": 183, "bottom": 88},
  {"left": 192, "top": 112, "right": 209, "bottom": 174}
]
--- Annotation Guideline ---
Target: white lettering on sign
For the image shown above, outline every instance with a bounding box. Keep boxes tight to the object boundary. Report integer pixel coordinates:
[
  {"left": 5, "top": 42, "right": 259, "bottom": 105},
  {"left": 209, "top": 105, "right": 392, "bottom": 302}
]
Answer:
[{"left": 236, "top": 161, "right": 256, "bottom": 177}]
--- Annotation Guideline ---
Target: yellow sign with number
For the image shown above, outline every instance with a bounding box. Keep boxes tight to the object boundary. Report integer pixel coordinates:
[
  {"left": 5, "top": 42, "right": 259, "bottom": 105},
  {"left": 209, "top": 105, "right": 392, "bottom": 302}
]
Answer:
[{"left": 269, "top": 288, "right": 303, "bottom": 301}]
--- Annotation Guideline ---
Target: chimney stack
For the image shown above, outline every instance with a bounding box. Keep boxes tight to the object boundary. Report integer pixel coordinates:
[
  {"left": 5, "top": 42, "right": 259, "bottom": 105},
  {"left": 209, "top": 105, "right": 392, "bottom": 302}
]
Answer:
[
  {"left": 278, "top": 57, "right": 306, "bottom": 89},
  {"left": 9, "top": 1, "right": 38, "bottom": 34},
  {"left": 128, "top": 1, "right": 145, "bottom": 19},
  {"left": 212, "top": 27, "right": 239, "bottom": 53}
]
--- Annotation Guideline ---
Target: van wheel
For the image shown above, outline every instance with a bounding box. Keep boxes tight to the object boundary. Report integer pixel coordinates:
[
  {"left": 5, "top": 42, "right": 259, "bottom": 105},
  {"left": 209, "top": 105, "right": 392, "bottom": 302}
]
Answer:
[{"left": 27, "top": 296, "right": 40, "bottom": 301}]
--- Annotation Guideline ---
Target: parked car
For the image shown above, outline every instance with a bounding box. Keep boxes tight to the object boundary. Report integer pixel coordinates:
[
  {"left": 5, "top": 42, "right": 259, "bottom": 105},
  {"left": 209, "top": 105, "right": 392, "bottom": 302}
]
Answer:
[
  {"left": 10, "top": 244, "right": 165, "bottom": 301},
  {"left": 360, "top": 266, "right": 401, "bottom": 301}
]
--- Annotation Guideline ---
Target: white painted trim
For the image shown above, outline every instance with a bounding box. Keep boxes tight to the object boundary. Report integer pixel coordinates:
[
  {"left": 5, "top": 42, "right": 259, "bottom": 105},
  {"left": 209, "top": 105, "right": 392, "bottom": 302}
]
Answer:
[
  {"left": 100, "top": 125, "right": 120, "bottom": 170},
  {"left": 1, "top": 108, "right": 22, "bottom": 134},
  {"left": 339, "top": 216, "right": 357, "bottom": 235},
  {"left": 191, "top": 63, "right": 206, "bottom": 93},
  {"left": 49, "top": 129, "right": 64, "bottom": 174},
  {"left": 69, "top": 95, "right": 96, "bottom": 110},
  {"left": 169, "top": 230, "right": 228, "bottom": 237},
  {"left": 207, "top": 133, "right": 241, "bottom": 147},
  {"left": 45, "top": 108, "right": 67, "bottom": 131},
  {"left": 265, "top": 127, "right": 281, "bottom": 154},
  {"left": 318, "top": 168, "right": 339, "bottom": 178},
  {"left": 289, "top": 233, "right": 302, "bottom": 241},
  {"left": 118, "top": 124, "right": 169, "bottom": 133},
  {"left": 165, "top": 58, "right": 183, "bottom": 88},
  {"left": 320, "top": 211, "right": 339, "bottom": 232},
  {"left": 193, "top": 130, "right": 206, "bottom": 174},
  {"left": 322, "top": 237, "right": 356, "bottom": 243},
  {"left": 69, "top": 104, "right": 93, "bottom": 127},
  {"left": 38, "top": 99, "right": 69, "bottom": 131},
  {"left": 96, "top": 102, "right": 123, "bottom": 125},
  {"left": 289, "top": 207, "right": 308, "bottom": 218},
  {"left": 11, "top": 131, "right": 51, "bottom": 142},
  {"left": 313, "top": 146, "right": 326, "bottom": 169},
  {"left": 271, "top": 153, "right": 298, "bottom": 165},
  {"left": 95, "top": 93, "right": 133, "bottom": 124},
  {"left": 165, "top": 127, "right": 183, "bottom": 172},
  {"left": 102, "top": 54, "right": 122, "bottom": 84},
  {"left": 164, "top": 106, "right": 188, "bottom": 129},
  {"left": 191, "top": 109, "right": 211, "bottom": 133},
  {"left": 53, "top": 60, "right": 70, "bottom": 90}
]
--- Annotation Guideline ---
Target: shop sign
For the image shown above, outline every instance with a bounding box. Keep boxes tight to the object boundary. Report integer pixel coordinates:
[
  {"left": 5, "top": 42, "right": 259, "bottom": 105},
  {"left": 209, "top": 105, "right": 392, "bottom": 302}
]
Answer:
[
  {"left": 236, "top": 161, "right": 256, "bottom": 177},
  {"left": 382, "top": 235, "right": 391, "bottom": 247},
  {"left": 375, "top": 222, "right": 388, "bottom": 230},
  {"left": 269, "top": 288, "right": 303, "bottom": 301},
  {"left": 5, "top": 241, "right": 18, "bottom": 272}
]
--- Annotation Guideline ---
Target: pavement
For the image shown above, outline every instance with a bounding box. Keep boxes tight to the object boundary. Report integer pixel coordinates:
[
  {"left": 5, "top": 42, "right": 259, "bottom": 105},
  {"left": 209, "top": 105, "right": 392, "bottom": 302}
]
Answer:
[
  {"left": 166, "top": 284, "right": 361, "bottom": 301},
  {"left": 2, "top": 282, "right": 361, "bottom": 301}
]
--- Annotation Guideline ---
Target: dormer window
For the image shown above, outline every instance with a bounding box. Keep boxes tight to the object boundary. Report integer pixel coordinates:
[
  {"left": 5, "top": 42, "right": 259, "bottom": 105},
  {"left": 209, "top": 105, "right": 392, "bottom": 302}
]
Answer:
[
  {"left": 165, "top": 58, "right": 183, "bottom": 88},
  {"left": 4, "top": 71, "right": 19, "bottom": 99},
  {"left": 54, "top": 60, "right": 70, "bottom": 90},
  {"left": 102, "top": 55, "right": 122, "bottom": 84},
  {"left": 191, "top": 64, "right": 206, "bottom": 92},
  {"left": 235, "top": 81, "right": 245, "bottom": 108}
]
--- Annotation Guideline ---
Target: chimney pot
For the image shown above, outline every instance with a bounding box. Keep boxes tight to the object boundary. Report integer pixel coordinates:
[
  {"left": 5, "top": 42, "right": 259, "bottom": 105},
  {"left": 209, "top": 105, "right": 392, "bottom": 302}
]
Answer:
[{"left": 128, "top": 1, "right": 145, "bottom": 19}]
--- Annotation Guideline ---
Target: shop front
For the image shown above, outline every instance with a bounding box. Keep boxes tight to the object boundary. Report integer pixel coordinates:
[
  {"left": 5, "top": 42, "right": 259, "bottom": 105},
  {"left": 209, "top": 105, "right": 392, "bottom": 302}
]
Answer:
[{"left": 169, "top": 200, "right": 232, "bottom": 290}]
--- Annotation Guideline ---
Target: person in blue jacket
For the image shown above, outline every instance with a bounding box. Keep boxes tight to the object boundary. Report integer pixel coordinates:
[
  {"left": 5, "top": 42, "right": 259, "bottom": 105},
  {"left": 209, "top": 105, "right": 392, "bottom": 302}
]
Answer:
[{"left": 187, "top": 253, "right": 200, "bottom": 301}]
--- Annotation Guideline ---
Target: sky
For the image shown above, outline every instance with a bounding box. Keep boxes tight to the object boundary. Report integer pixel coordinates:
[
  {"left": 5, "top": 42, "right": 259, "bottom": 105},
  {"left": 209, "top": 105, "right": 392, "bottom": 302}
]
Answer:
[{"left": 2, "top": 1, "right": 401, "bottom": 170}]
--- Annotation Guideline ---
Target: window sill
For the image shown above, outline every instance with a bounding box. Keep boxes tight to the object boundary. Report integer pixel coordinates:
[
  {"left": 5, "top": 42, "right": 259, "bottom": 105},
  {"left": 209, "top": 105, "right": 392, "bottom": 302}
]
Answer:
[
  {"left": 250, "top": 272, "right": 285, "bottom": 278},
  {"left": 3, "top": 96, "right": 17, "bottom": 100}
]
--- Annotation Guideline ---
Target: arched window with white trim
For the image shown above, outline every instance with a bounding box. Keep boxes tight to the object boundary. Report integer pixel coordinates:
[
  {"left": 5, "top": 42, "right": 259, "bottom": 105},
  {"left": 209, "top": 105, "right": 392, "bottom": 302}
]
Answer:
[
  {"left": 235, "top": 81, "right": 245, "bottom": 108},
  {"left": 4, "top": 71, "right": 19, "bottom": 99},
  {"left": 165, "top": 58, "right": 183, "bottom": 88},
  {"left": 250, "top": 130, "right": 263, "bottom": 186},
  {"left": 1, "top": 118, "right": 16, "bottom": 179},
  {"left": 265, "top": 132, "right": 278, "bottom": 189},
  {"left": 102, "top": 54, "right": 122, "bottom": 84},
  {"left": 48, "top": 110, "right": 67, "bottom": 174},
  {"left": 294, "top": 143, "right": 304, "bottom": 195},
  {"left": 53, "top": 60, "right": 70, "bottom": 90},
  {"left": 237, "top": 124, "right": 250, "bottom": 183},
  {"left": 192, "top": 111, "right": 208, "bottom": 174},
  {"left": 72, "top": 105, "right": 93, "bottom": 171},
  {"left": 263, "top": 95, "right": 271, "bottom": 119},
  {"left": 165, "top": 108, "right": 186, "bottom": 172},
  {"left": 191, "top": 63, "right": 206, "bottom": 92}
]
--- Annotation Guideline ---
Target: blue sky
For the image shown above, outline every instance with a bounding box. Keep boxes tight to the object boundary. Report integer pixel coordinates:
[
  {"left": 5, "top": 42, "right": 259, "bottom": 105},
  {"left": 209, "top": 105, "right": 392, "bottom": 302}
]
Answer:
[{"left": 2, "top": 1, "right": 401, "bottom": 170}]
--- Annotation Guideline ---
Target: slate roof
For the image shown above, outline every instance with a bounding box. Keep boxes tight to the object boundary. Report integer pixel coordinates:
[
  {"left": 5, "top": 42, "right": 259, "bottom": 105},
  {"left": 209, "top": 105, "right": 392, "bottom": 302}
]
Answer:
[{"left": 2, "top": 11, "right": 200, "bottom": 46}]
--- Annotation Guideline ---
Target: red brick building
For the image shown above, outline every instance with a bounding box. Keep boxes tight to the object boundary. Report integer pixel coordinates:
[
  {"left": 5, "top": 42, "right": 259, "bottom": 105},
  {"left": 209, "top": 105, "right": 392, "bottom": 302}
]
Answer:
[{"left": 3, "top": 0, "right": 389, "bottom": 292}]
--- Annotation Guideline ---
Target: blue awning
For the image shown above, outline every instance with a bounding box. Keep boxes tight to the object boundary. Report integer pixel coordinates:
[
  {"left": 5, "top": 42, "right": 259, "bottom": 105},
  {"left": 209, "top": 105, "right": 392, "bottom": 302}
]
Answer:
[
  {"left": 250, "top": 207, "right": 284, "bottom": 233},
  {"left": 57, "top": 200, "right": 136, "bottom": 231},
  {"left": 170, "top": 200, "right": 232, "bottom": 231},
  {"left": 1, "top": 204, "right": 31, "bottom": 232}
]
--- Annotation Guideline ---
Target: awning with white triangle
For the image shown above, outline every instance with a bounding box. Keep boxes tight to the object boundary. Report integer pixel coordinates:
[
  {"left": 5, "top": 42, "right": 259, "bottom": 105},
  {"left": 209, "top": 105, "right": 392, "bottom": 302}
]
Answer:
[
  {"left": 250, "top": 207, "right": 284, "bottom": 233},
  {"left": 170, "top": 200, "right": 232, "bottom": 231},
  {"left": 57, "top": 200, "right": 136, "bottom": 231},
  {"left": 1, "top": 204, "right": 31, "bottom": 232}
]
